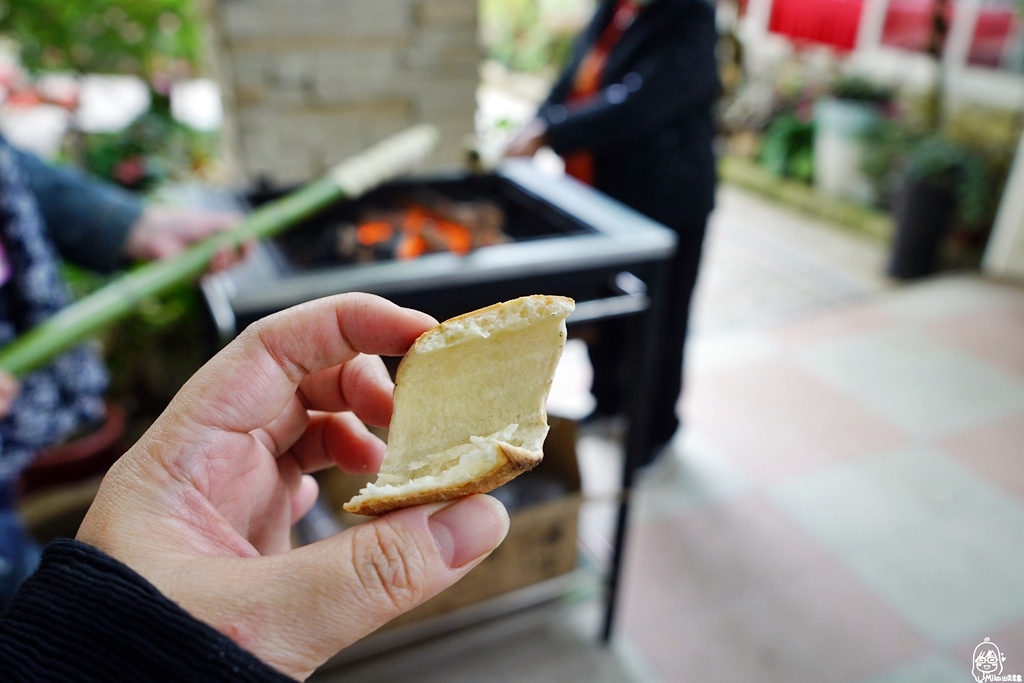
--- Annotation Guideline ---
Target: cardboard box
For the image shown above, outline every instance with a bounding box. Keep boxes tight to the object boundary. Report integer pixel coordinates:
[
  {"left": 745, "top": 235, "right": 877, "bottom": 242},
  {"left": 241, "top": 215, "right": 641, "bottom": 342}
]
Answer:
[{"left": 316, "top": 416, "right": 581, "bottom": 628}]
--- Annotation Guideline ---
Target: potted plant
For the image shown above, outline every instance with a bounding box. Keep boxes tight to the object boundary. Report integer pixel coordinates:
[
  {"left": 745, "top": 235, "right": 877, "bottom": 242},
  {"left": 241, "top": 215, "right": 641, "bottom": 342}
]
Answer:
[
  {"left": 888, "top": 137, "right": 987, "bottom": 278},
  {"left": 865, "top": 125, "right": 988, "bottom": 279}
]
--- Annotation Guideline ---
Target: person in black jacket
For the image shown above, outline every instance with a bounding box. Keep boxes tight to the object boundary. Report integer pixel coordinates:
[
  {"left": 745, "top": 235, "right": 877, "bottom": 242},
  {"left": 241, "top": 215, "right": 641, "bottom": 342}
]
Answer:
[{"left": 507, "top": 0, "right": 720, "bottom": 464}]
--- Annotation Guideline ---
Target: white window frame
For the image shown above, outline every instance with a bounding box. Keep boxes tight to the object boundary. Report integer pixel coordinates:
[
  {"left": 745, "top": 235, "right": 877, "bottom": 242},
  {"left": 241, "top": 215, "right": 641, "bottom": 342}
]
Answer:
[
  {"left": 738, "top": 0, "right": 1024, "bottom": 279},
  {"left": 741, "top": 0, "right": 1024, "bottom": 112}
]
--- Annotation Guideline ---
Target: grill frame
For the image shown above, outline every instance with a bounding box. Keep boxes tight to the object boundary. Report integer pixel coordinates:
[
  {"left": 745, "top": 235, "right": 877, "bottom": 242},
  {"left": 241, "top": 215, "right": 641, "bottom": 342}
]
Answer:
[
  {"left": 199, "top": 159, "right": 678, "bottom": 644},
  {"left": 202, "top": 160, "right": 675, "bottom": 334}
]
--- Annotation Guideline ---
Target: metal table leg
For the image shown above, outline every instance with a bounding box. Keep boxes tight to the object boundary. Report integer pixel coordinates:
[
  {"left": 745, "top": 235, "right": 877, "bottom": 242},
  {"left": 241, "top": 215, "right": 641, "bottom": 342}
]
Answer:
[{"left": 601, "top": 259, "right": 670, "bottom": 643}]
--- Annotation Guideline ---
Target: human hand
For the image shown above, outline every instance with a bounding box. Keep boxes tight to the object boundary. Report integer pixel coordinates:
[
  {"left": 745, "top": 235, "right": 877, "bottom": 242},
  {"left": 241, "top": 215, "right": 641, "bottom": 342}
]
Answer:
[
  {"left": 0, "top": 370, "right": 18, "bottom": 417},
  {"left": 505, "top": 118, "right": 549, "bottom": 158},
  {"left": 76, "top": 294, "right": 510, "bottom": 680},
  {"left": 124, "top": 206, "right": 252, "bottom": 271}
]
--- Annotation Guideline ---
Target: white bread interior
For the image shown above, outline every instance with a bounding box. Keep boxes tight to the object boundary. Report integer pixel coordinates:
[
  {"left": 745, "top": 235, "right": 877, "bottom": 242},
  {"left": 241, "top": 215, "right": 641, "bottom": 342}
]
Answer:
[{"left": 344, "top": 295, "right": 575, "bottom": 516}]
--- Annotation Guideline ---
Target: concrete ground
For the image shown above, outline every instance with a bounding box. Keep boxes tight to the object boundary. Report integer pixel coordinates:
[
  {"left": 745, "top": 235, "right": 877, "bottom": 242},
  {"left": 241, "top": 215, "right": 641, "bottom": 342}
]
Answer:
[{"left": 313, "top": 185, "right": 1024, "bottom": 683}]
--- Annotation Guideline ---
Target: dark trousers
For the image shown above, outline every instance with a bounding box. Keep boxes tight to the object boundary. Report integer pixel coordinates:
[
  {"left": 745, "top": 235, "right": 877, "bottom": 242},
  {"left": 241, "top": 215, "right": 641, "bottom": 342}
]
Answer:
[{"left": 590, "top": 216, "right": 709, "bottom": 462}]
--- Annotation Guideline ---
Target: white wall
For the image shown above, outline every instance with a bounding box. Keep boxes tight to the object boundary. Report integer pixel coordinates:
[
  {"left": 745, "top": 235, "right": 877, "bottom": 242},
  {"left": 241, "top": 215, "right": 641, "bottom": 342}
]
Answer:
[{"left": 984, "top": 131, "right": 1024, "bottom": 280}]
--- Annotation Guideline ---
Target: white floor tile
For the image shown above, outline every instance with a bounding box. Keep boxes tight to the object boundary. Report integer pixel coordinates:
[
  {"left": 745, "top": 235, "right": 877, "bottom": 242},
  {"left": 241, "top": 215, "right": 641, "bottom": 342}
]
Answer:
[{"left": 796, "top": 328, "right": 1024, "bottom": 437}]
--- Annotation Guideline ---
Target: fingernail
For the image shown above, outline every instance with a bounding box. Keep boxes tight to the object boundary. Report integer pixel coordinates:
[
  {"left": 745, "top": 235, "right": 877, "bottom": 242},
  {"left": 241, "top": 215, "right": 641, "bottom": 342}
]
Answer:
[
  {"left": 428, "top": 495, "right": 509, "bottom": 568},
  {"left": 405, "top": 308, "right": 439, "bottom": 328}
]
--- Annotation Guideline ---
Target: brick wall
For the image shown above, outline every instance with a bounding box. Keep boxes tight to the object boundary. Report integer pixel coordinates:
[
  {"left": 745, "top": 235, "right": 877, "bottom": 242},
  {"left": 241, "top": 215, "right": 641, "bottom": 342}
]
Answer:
[{"left": 205, "top": 0, "right": 480, "bottom": 186}]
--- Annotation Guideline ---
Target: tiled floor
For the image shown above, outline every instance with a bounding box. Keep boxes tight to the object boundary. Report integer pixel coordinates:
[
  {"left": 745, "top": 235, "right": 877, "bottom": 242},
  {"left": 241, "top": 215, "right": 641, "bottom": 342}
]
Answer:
[
  {"left": 624, "top": 199, "right": 1024, "bottom": 681},
  {"left": 689, "top": 186, "right": 890, "bottom": 336},
  {"left": 315, "top": 186, "right": 1024, "bottom": 683}
]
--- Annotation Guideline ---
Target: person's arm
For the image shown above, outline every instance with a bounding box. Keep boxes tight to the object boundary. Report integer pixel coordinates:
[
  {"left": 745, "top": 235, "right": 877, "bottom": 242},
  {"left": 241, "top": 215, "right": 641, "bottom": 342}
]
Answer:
[
  {"left": 13, "top": 147, "right": 142, "bottom": 274},
  {"left": 541, "top": 2, "right": 720, "bottom": 156},
  {"left": 506, "top": 2, "right": 604, "bottom": 158},
  {"left": 0, "top": 540, "right": 294, "bottom": 683},
  {"left": 14, "top": 148, "right": 245, "bottom": 273}
]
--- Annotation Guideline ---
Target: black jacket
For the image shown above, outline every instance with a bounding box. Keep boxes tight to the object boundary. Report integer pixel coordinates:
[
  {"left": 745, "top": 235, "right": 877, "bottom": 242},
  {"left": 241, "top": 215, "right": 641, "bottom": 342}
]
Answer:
[
  {"left": 539, "top": 0, "right": 720, "bottom": 230},
  {"left": 0, "top": 540, "right": 292, "bottom": 682}
]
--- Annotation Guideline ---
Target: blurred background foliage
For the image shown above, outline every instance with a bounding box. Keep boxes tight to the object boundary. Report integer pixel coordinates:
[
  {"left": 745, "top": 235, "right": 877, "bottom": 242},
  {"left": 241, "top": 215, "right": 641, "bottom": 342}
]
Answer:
[
  {"left": 76, "top": 95, "right": 220, "bottom": 192},
  {"left": 0, "top": 0, "right": 201, "bottom": 79},
  {"left": 480, "top": 0, "right": 587, "bottom": 74},
  {"left": 760, "top": 111, "right": 815, "bottom": 183},
  {"left": 0, "top": 0, "right": 215, "bottom": 417},
  {"left": 0, "top": 0, "right": 218, "bottom": 192}
]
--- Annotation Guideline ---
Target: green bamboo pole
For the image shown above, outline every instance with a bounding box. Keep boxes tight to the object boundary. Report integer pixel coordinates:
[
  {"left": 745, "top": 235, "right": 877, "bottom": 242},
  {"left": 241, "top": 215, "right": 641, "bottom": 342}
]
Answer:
[{"left": 0, "top": 124, "right": 440, "bottom": 377}]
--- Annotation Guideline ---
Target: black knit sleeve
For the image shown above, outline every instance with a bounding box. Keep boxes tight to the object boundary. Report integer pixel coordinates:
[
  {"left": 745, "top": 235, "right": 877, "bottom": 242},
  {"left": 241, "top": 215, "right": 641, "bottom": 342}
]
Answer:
[{"left": 0, "top": 539, "right": 296, "bottom": 683}]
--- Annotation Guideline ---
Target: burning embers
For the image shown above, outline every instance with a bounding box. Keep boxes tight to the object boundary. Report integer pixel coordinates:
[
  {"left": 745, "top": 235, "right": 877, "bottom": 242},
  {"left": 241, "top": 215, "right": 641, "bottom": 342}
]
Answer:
[{"left": 337, "top": 194, "right": 510, "bottom": 263}]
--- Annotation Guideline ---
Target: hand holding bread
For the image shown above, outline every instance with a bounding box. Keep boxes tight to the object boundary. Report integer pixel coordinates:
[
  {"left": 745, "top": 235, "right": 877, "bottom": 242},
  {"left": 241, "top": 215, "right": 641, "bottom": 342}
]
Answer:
[{"left": 74, "top": 292, "right": 571, "bottom": 680}]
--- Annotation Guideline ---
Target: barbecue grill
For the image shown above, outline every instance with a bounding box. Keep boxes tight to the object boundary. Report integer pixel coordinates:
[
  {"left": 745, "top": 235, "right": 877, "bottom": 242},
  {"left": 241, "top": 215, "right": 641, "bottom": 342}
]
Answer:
[{"left": 200, "top": 158, "right": 677, "bottom": 643}]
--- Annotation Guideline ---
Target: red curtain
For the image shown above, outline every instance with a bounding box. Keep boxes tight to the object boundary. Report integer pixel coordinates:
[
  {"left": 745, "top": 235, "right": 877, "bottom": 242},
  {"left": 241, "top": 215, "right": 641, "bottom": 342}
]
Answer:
[
  {"left": 768, "top": 0, "right": 1016, "bottom": 66},
  {"left": 880, "top": 0, "right": 949, "bottom": 52},
  {"left": 879, "top": 0, "right": 1014, "bottom": 63},
  {"left": 769, "top": 0, "right": 866, "bottom": 51},
  {"left": 969, "top": 8, "right": 1015, "bottom": 67}
]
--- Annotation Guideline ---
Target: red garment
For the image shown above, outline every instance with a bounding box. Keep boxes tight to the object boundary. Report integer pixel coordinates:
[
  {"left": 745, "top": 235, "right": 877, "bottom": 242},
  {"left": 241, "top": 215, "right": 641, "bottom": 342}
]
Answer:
[{"left": 564, "top": 0, "right": 641, "bottom": 186}]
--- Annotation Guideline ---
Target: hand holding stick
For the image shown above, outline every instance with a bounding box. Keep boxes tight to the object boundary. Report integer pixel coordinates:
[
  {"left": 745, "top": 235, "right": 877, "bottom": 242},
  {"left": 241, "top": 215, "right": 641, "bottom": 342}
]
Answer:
[{"left": 0, "top": 125, "right": 440, "bottom": 377}]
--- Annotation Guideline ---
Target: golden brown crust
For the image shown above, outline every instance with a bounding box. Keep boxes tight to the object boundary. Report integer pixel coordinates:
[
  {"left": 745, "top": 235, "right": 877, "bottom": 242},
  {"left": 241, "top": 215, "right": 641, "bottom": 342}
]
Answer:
[
  {"left": 342, "top": 444, "right": 542, "bottom": 516},
  {"left": 415, "top": 295, "right": 574, "bottom": 340},
  {"left": 391, "top": 295, "right": 575, "bottom": 385}
]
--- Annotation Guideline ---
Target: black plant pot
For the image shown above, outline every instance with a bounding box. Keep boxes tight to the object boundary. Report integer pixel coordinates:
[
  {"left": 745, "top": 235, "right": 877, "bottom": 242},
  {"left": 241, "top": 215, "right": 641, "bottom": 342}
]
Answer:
[{"left": 888, "top": 175, "right": 957, "bottom": 279}]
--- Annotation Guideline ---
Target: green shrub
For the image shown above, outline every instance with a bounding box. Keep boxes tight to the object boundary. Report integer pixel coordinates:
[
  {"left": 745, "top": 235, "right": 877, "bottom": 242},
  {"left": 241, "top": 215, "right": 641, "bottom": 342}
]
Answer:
[
  {"left": 480, "top": 0, "right": 580, "bottom": 74},
  {"left": 864, "top": 121, "right": 990, "bottom": 228},
  {"left": 760, "top": 112, "right": 815, "bottom": 183},
  {"left": 0, "top": 0, "right": 201, "bottom": 78}
]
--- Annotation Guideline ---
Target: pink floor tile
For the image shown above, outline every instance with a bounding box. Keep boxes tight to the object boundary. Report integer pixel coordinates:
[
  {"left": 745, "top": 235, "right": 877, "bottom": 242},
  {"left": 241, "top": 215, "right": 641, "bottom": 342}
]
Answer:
[
  {"left": 768, "top": 304, "right": 897, "bottom": 348},
  {"left": 928, "top": 301, "right": 1024, "bottom": 380},
  {"left": 619, "top": 496, "right": 836, "bottom": 616},
  {"left": 941, "top": 413, "right": 1024, "bottom": 502},
  {"left": 684, "top": 358, "right": 909, "bottom": 483},
  {"left": 620, "top": 498, "right": 928, "bottom": 683}
]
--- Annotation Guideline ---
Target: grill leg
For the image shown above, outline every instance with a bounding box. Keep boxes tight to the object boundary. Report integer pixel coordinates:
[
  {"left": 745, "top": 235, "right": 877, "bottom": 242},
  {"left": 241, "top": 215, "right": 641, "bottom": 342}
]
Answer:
[{"left": 601, "top": 259, "right": 670, "bottom": 643}]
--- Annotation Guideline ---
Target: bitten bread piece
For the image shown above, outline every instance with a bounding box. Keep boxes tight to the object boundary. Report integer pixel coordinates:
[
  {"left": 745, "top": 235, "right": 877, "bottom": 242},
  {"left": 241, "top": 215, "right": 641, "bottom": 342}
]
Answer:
[{"left": 344, "top": 295, "right": 575, "bottom": 516}]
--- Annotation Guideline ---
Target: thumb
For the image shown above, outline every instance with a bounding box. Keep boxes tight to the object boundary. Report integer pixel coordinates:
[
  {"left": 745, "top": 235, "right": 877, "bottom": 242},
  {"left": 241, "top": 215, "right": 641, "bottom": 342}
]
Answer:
[{"left": 207, "top": 495, "right": 510, "bottom": 679}]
